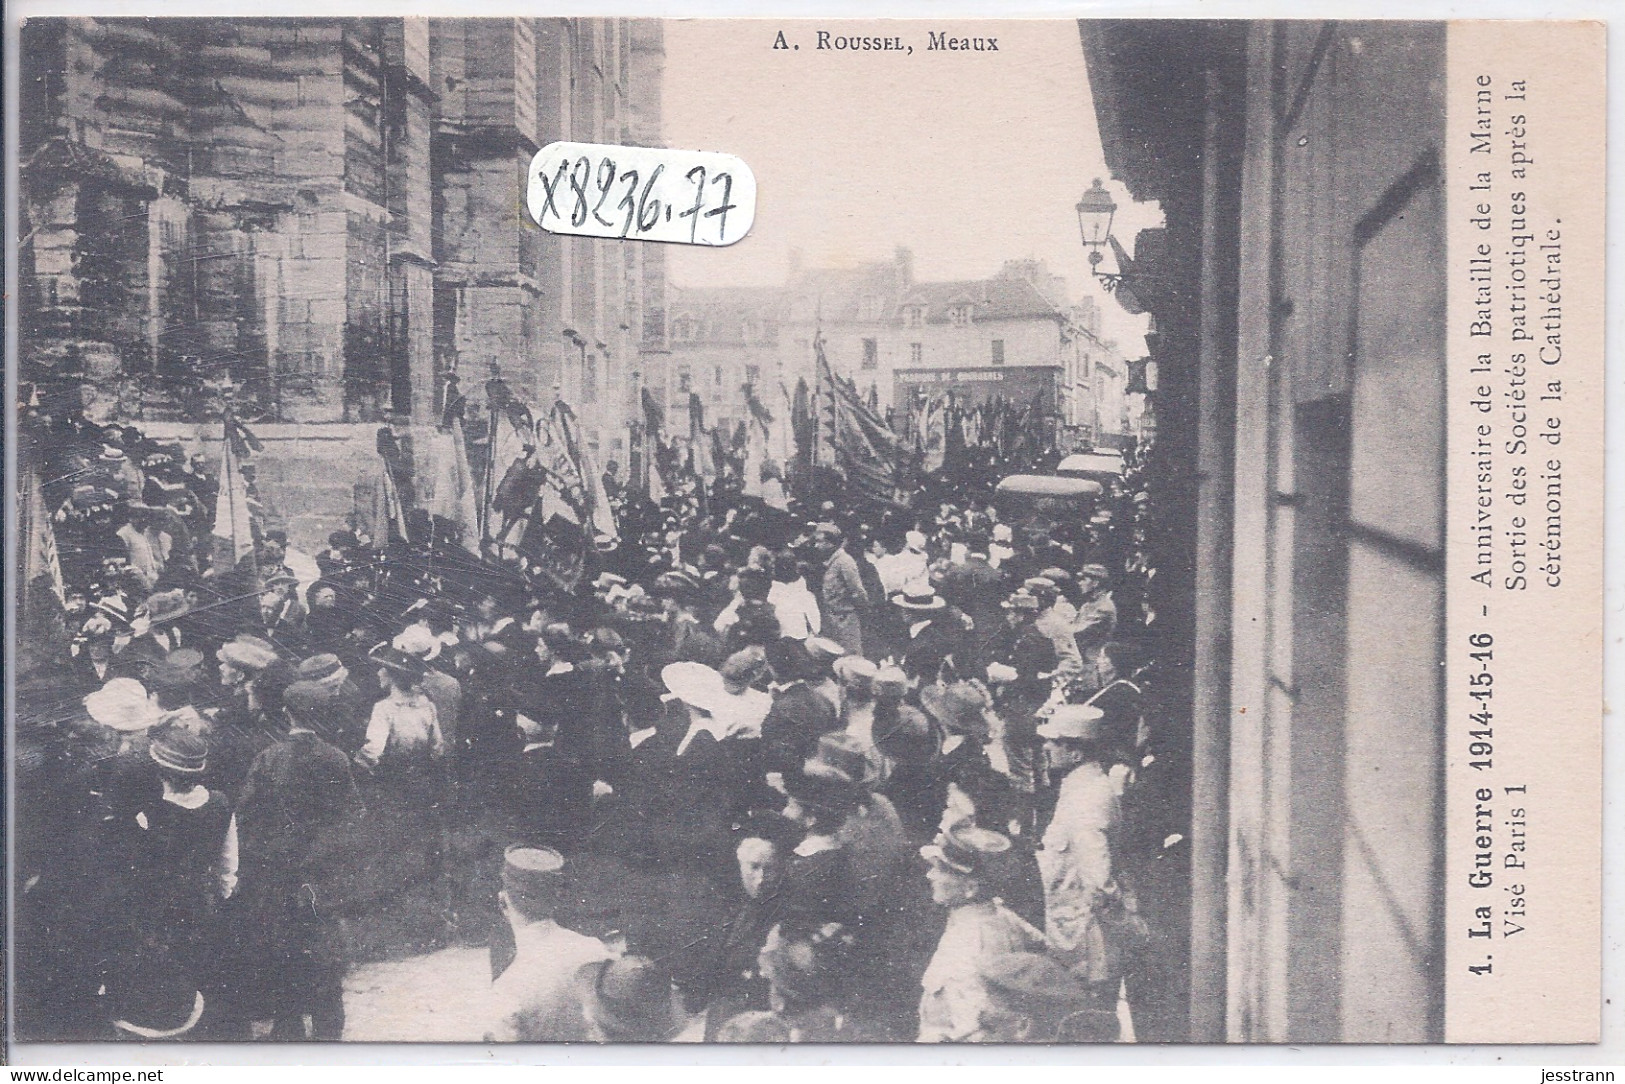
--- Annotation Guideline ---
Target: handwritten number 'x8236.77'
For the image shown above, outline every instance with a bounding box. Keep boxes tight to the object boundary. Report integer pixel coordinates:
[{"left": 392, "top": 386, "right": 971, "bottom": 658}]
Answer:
[{"left": 535, "top": 156, "right": 736, "bottom": 244}]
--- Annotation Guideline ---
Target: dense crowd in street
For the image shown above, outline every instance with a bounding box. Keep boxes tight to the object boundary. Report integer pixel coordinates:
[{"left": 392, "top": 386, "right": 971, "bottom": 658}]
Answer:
[{"left": 15, "top": 396, "right": 1180, "bottom": 1045}]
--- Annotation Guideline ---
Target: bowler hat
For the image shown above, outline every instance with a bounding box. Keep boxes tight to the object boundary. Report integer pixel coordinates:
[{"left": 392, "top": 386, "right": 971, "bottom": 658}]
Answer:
[
  {"left": 765, "top": 637, "right": 820, "bottom": 683},
  {"left": 282, "top": 680, "right": 335, "bottom": 725},
  {"left": 783, "top": 761, "right": 863, "bottom": 815},
  {"left": 148, "top": 647, "right": 205, "bottom": 689}
]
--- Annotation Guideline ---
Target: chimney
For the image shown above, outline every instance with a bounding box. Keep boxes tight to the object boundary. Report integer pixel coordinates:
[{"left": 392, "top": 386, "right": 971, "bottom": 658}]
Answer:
[{"left": 894, "top": 246, "right": 914, "bottom": 285}]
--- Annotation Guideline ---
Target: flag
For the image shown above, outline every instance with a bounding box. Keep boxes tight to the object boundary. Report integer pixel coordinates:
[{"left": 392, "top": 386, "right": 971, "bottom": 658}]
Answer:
[
  {"left": 816, "top": 345, "right": 906, "bottom": 505},
  {"left": 22, "top": 456, "right": 66, "bottom": 606},
  {"left": 541, "top": 399, "right": 617, "bottom": 546},
  {"left": 19, "top": 440, "right": 70, "bottom": 676},
  {"left": 482, "top": 377, "right": 537, "bottom": 541},
  {"left": 212, "top": 413, "right": 257, "bottom": 573},
  {"left": 420, "top": 420, "right": 482, "bottom": 554},
  {"left": 919, "top": 397, "right": 946, "bottom": 474},
  {"left": 641, "top": 388, "right": 667, "bottom": 500},
  {"left": 791, "top": 377, "right": 814, "bottom": 478},
  {"left": 688, "top": 393, "right": 716, "bottom": 483}
]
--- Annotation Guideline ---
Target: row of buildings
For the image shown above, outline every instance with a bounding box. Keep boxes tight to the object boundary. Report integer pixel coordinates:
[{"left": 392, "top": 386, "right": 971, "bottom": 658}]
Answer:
[{"left": 661, "top": 250, "right": 1141, "bottom": 451}]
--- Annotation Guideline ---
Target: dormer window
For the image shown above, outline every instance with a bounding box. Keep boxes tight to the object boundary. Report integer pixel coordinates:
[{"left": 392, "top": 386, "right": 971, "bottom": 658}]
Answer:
[
  {"left": 904, "top": 306, "right": 925, "bottom": 329},
  {"left": 948, "top": 304, "right": 972, "bottom": 326}
]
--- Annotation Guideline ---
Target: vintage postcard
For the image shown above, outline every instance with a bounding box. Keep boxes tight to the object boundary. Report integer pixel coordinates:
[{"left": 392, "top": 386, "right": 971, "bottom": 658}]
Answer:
[{"left": 6, "top": 15, "right": 1605, "bottom": 1050}]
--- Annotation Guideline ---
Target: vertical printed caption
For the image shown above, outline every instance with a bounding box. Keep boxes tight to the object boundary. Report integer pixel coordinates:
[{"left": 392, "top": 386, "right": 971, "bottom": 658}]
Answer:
[
  {"left": 526, "top": 141, "right": 757, "bottom": 247},
  {"left": 1445, "top": 21, "right": 1604, "bottom": 1044}
]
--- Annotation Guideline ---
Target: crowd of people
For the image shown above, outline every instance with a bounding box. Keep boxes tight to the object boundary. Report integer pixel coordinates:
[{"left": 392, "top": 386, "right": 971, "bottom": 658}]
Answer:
[{"left": 16, "top": 400, "right": 1180, "bottom": 1045}]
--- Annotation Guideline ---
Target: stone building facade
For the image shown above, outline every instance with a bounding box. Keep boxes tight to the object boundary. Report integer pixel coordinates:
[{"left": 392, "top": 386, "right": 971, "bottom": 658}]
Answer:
[
  {"left": 19, "top": 16, "right": 667, "bottom": 464},
  {"left": 664, "top": 251, "right": 1134, "bottom": 446}
]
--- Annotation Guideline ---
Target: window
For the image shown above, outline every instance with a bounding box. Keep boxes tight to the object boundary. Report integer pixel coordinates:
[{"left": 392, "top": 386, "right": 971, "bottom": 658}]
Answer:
[
  {"left": 714, "top": 364, "right": 724, "bottom": 386},
  {"left": 910, "top": 343, "right": 923, "bottom": 364},
  {"left": 677, "top": 366, "right": 692, "bottom": 393},
  {"left": 582, "top": 351, "right": 598, "bottom": 403},
  {"left": 745, "top": 364, "right": 761, "bottom": 385},
  {"left": 862, "top": 338, "right": 878, "bottom": 370},
  {"left": 949, "top": 304, "right": 972, "bottom": 327},
  {"left": 859, "top": 295, "right": 882, "bottom": 321},
  {"left": 990, "top": 339, "right": 1005, "bottom": 366},
  {"left": 904, "top": 306, "right": 925, "bottom": 329}
]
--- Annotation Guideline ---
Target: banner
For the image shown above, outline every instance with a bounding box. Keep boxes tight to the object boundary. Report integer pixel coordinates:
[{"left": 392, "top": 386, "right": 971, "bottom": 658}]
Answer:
[{"left": 211, "top": 413, "right": 258, "bottom": 573}]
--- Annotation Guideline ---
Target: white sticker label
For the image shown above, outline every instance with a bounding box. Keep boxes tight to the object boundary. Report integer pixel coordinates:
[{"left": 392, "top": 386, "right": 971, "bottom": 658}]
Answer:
[{"left": 526, "top": 141, "right": 756, "bottom": 247}]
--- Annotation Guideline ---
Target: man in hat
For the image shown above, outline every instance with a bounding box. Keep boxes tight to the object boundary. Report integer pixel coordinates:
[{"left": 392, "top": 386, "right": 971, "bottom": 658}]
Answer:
[
  {"left": 812, "top": 523, "right": 868, "bottom": 658},
  {"left": 985, "top": 590, "right": 1060, "bottom": 792},
  {"left": 294, "top": 653, "right": 369, "bottom": 753},
  {"left": 1025, "top": 578, "right": 1086, "bottom": 684},
  {"left": 937, "top": 530, "right": 1005, "bottom": 660},
  {"left": 231, "top": 680, "right": 365, "bottom": 1039},
  {"left": 115, "top": 723, "right": 238, "bottom": 1031},
  {"left": 760, "top": 638, "right": 839, "bottom": 776},
  {"left": 713, "top": 567, "right": 780, "bottom": 653},
  {"left": 1072, "top": 564, "right": 1119, "bottom": 690},
  {"left": 890, "top": 588, "right": 965, "bottom": 687},
  {"left": 650, "top": 570, "right": 726, "bottom": 669},
  {"left": 778, "top": 759, "right": 862, "bottom": 929},
  {"left": 917, "top": 822, "right": 1043, "bottom": 1042},
  {"left": 485, "top": 846, "right": 612, "bottom": 1042},
  {"left": 252, "top": 570, "right": 308, "bottom": 657},
  {"left": 1035, "top": 704, "right": 1132, "bottom": 1005}
]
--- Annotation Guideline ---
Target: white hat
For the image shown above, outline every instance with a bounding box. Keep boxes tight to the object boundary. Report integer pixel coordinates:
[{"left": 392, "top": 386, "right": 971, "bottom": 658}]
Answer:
[
  {"left": 1036, "top": 703, "right": 1106, "bottom": 742},
  {"left": 905, "top": 530, "right": 928, "bottom": 553},
  {"left": 84, "top": 678, "right": 159, "bottom": 732},
  {"left": 661, "top": 661, "right": 727, "bottom": 713},
  {"left": 393, "top": 623, "right": 443, "bottom": 661}
]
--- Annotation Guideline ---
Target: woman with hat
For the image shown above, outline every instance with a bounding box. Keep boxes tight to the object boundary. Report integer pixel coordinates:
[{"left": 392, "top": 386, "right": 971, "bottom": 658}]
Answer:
[
  {"left": 357, "top": 644, "right": 446, "bottom": 892},
  {"left": 916, "top": 822, "right": 1044, "bottom": 1042}
]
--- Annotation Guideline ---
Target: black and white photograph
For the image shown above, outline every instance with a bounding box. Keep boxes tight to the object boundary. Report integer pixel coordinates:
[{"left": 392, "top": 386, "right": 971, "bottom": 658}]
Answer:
[{"left": 6, "top": 14, "right": 1605, "bottom": 1050}]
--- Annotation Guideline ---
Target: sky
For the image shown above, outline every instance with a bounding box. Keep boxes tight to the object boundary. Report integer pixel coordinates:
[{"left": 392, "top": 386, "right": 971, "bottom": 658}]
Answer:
[{"left": 660, "top": 18, "right": 1160, "bottom": 354}]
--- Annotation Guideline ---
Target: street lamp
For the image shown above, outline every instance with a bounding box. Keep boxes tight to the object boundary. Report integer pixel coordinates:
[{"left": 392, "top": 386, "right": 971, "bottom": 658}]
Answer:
[{"left": 1075, "top": 178, "right": 1122, "bottom": 292}]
